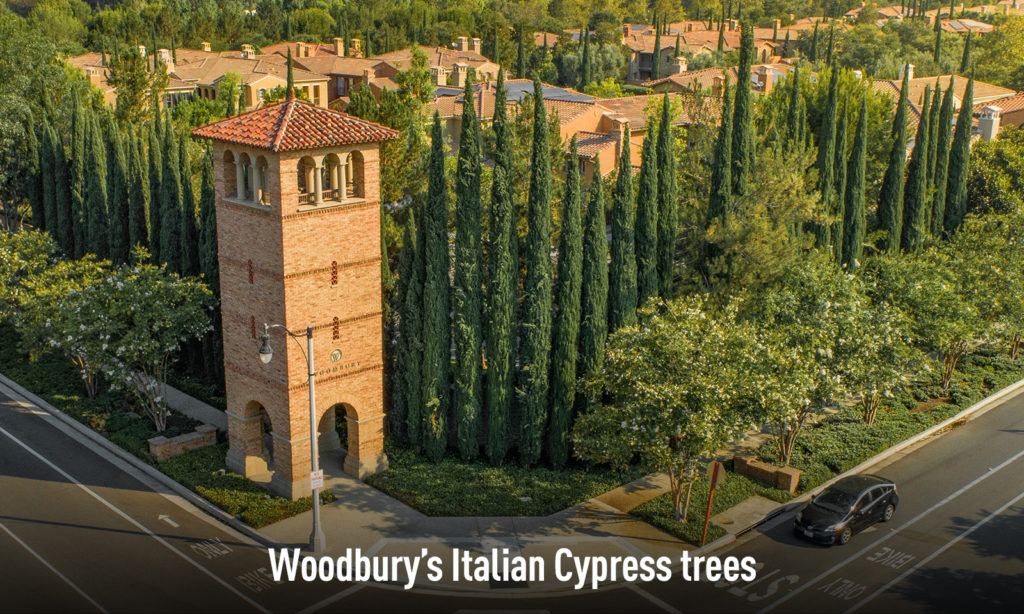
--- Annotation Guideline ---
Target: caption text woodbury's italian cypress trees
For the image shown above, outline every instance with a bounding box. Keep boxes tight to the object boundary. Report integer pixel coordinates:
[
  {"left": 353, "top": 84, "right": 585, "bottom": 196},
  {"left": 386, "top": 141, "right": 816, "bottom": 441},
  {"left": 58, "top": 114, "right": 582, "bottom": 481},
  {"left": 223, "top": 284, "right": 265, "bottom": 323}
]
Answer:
[
  {"left": 549, "top": 136, "right": 583, "bottom": 469},
  {"left": 901, "top": 85, "right": 932, "bottom": 253},
  {"left": 453, "top": 76, "right": 483, "bottom": 461},
  {"left": 486, "top": 70, "right": 517, "bottom": 464},
  {"left": 943, "top": 76, "right": 973, "bottom": 235},
  {"left": 656, "top": 95, "right": 678, "bottom": 299},
  {"left": 422, "top": 113, "right": 450, "bottom": 461},
  {"left": 842, "top": 98, "right": 868, "bottom": 270},
  {"left": 577, "top": 156, "right": 608, "bottom": 398},
  {"left": 519, "top": 80, "right": 553, "bottom": 467},
  {"left": 635, "top": 122, "right": 659, "bottom": 308},
  {"left": 877, "top": 67, "right": 910, "bottom": 253}
]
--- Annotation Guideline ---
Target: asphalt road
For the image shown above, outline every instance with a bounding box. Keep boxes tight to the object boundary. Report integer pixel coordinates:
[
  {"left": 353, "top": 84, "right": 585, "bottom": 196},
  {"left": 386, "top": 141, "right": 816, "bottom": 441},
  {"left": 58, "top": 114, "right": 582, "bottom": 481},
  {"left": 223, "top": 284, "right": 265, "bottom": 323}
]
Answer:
[{"left": 1, "top": 377, "right": 1022, "bottom": 614}]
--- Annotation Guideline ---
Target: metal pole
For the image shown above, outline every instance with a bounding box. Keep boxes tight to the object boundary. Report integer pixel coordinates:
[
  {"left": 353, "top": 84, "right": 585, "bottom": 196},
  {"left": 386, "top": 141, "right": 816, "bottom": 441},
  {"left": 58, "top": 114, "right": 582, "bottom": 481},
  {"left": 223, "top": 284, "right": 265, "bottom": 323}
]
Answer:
[{"left": 308, "top": 326, "right": 327, "bottom": 553}]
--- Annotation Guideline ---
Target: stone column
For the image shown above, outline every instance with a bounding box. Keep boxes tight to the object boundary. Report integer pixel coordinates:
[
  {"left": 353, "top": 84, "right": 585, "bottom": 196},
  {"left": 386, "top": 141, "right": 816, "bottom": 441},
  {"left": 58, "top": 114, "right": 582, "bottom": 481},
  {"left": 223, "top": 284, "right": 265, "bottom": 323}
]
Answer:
[
  {"left": 251, "top": 162, "right": 261, "bottom": 204},
  {"left": 234, "top": 156, "right": 245, "bottom": 199},
  {"left": 339, "top": 160, "right": 348, "bottom": 199},
  {"left": 313, "top": 162, "right": 323, "bottom": 205}
]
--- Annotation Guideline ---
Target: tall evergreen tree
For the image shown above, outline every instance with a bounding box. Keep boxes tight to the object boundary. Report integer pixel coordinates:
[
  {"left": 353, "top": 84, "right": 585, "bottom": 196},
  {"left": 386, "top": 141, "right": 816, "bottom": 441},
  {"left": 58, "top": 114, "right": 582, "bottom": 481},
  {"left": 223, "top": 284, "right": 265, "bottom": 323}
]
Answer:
[
  {"left": 452, "top": 77, "right": 483, "bottom": 461},
  {"left": 197, "top": 144, "right": 221, "bottom": 379},
  {"left": 160, "top": 116, "right": 182, "bottom": 272},
  {"left": 933, "top": 17, "right": 943, "bottom": 63},
  {"left": 398, "top": 209, "right": 423, "bottom": 445},
  {"left": 25, "top": 115, "right": 44, "bottom": 232},
  {"left": 655, "top": 95, "right": 677, "bottom": 299},
  {"left": 707, "top": 80, "right": 733, "bottom": 236},
  {"left": 635, "top": 129, "right": 659, "bottom": 307},
  {"left": 69, "top": 102, "right": 87, "bottom": 258},
  {"left": 832, "top": 107, "right": 849, "bottom": 262},
  {"left": 731, "top": 22, "right": 755, "bottom": 196},
  {"left": 179, "top": 132, "right": 200, "bottom": 276},
  {"left": 651, "top": 22, "right": 662, "bottom": 80},
  {"left": 814, "top": 64, "right": 840, "bottom": 251},
  {"left": 518, "top": 80, "right": 553, "bottom": 467},
  {"left": 104, "top": 113, "right": 130, "bottom": 263},
  {"left": 717, "top": 15, "right": 725, "bottom": 52},
  {"left": 825, "top": 25, "right": 836, "bottom": 65},
  {"left": 578, "top": 157, "right": 609, "bottom": 384},
  {"left": 51, "top": 126, "right": 74, "bottom": 255},
  {"left": 486, "top": 72, "right": 516, "bottom": 464},
  {"left": 127, "top": 131, "right": 149, "bottom": 249},
  {"left": 926, "top": 78, "right": 942, "bottom": 191},
  {"left": 421, "top": 114, "right": 450, "bottom": 461},
  {"left": 85, "top": 112, "right": 109, "bottom": 258},
  {"left": 608, "top": 122, "right": 638, "bottom": 333},
  {"left": 842, "top": 98, "right": 868, "bottom": 269},
  {"left": 516, "top": 26, "right": 527, "bottom": 78},
  {"left": 959, "top": 32, "right": 972, "bottom": 73},
  {"left": 901, "top": 85, "right": 932, "bottom": 253},
  {"left": 809, "top": 21, "right": 819, "bottom": 62},
  {"left": 786, "top": 67, "right": 801, "bottom": 148},
  {"left": 877, "top": 68, "right": 910, "bottom": 253},
  {"left": 944, "top": 76, "right": 973, "bottom": 235},
  {"left": 549, "top": 137, "right": 583, "bottom": 469},
  {"left": 578, "top": 31, "right": 592, "bottom": 90},
  {"left": 783, "top": 30, "right": 791, "bottom": 58},
  {"left": 148, "top": 117, "right": 163, "bottom": 263},
  {"left": 932, "top": 81, "right": 955, "bottom": 236},
  {"left": 40, "top": 123, "right": 56, "bottom": 237}
]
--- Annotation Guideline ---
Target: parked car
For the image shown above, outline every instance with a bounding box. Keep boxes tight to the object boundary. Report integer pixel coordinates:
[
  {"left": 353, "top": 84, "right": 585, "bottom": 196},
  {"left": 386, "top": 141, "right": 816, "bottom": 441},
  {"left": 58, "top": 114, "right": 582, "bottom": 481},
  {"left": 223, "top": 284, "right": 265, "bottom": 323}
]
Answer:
[{"left": 793, "top": 475, "right": 899, "bottom": 545}]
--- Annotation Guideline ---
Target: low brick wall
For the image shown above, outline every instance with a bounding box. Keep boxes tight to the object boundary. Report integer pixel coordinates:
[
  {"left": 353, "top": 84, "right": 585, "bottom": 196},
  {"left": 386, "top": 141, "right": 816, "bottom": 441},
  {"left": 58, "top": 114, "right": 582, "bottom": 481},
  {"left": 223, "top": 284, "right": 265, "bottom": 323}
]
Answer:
[
  {"left": 148, "top": 424, "right": 218, "bottom": 462},
  {"left": 734, "top": 455, "right": 802, "bottom": 493}
]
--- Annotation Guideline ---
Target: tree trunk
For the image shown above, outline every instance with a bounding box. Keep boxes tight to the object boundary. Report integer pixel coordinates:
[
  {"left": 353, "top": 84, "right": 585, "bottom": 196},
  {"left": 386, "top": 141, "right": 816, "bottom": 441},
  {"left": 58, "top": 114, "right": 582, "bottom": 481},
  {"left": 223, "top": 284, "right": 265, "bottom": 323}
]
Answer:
[
  {"left": 1011, "top": 334, "right": 1021, "bottom": 360},
  {"left": 682, "top": 480, "right": 694, "bottom": 523},
  {"left": 862, "top": 393, "right": 881, "bottom": 425},
  {"left": 941, "top": 342, "right": 966, "bottom": 389}
]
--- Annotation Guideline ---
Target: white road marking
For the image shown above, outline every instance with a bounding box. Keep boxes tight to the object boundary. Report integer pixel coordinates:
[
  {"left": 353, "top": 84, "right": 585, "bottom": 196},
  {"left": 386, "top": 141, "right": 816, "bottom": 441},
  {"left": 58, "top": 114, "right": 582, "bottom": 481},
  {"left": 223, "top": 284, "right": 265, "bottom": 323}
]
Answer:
[
  {"left": 159, "top": 514, "right": 180, "bottom": 528},
  {"left": 0, "top": 424, "right": 271, "bottom": 614},
  {"left": 0, "top": 519, "right": 109, "bottom": 613},
  {"left": 844, "top": 487, "right": 1024, "bottom": 613},
  {"left": 757, "top": 446, "right": 1024, "bottom": 613}
]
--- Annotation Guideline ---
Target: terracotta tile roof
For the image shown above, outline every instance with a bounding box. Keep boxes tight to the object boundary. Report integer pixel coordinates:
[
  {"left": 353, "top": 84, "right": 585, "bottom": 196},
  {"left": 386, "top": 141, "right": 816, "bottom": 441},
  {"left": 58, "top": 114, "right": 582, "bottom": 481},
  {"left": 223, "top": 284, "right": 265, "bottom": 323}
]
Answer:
[
  {"left": 292, "top": 55, "right": 385, "bottom": 77},
  {"left": 191, "top": 97, "right": 399, "bottom": 151},
  {"left": 574, "top": 131, "right": 619, "bottom": 158},
  {"left": 596, "top": 92, "right": 720, "bottom": 129},
  {"left": 976, "top": 91, "right": 1024, "bottom": 115}
]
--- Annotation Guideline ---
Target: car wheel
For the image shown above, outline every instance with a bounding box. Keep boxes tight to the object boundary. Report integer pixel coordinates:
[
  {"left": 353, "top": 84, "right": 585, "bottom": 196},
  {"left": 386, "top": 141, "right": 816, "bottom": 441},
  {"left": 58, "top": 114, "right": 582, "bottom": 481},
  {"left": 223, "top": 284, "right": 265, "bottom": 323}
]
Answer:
[
  {"left": 838, "top": 527, "right": 852, "bottom": 545},
  {"left": 882, "top": 504, "right": 895, "bottom": 522}
]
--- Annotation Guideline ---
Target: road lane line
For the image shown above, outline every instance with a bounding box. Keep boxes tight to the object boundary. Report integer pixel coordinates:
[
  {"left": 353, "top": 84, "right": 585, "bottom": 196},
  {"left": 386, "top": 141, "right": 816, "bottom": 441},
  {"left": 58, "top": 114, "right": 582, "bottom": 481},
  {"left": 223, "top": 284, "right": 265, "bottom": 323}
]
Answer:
[
  {"left": 0, "top": 519, "right": 108, "bottom": 613},
  {"left": 757, "top": 447, "right": 1024, "bottom": 613},
  {"left": 843, "top": 487, "right": 1024, "bottom": 613},
  {"left": 0, "top": 424, "right": 271, "bottom": 614}
]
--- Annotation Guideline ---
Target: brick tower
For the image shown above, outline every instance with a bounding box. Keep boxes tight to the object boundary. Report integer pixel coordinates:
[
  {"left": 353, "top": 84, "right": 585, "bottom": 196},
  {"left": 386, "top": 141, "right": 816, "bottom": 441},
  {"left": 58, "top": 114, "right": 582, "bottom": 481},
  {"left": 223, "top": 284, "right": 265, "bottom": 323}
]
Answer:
[{"left": 193, "top": 98, "right": 399, "bottom": 499}]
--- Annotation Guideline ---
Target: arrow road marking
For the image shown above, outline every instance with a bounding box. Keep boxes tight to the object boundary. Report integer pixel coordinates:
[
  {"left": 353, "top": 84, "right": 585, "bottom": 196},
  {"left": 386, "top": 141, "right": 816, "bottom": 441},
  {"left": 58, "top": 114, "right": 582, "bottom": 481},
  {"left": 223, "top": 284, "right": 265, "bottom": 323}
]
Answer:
[{"left": 158, "top": 514, "right": 180, "bottom": 528}]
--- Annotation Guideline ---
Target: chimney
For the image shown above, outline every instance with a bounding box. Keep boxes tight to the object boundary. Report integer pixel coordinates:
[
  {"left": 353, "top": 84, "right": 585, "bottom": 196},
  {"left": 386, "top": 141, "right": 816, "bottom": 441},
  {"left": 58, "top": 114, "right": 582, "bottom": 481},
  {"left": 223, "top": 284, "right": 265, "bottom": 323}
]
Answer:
[
  {"left": 470, "top": 37, "right": 481, "bottom": 53},
  {"left": 157, "top": 48, "right": 174, "bottom": 72},
  {"left": 676, "top": 56, "right": 688, "bottom": 74},
  {"left": 452, "top": 62, "right": 468, "bottom": 87},
  {"left": 979, "top": 106, "right": 1002, "bottom": 141},
  {"left": 686, "top": 23, "right": 693, "bottom": 32},
  {"left": 789, "top": 13, "right": 796, "bottom": 21},
  {"left": 456, "top": 36, "right": 468, "bottom": 51},
  {"left": 774, "top": 18, "right": 782, "bottom": 30},
  {"left": 334, "top": 37, "right": 345, "bottom": 56},
  {"left": 729, "top": 19, "right": 738, "bottom": 31},
  {"left": 712, "top": 74, "right": 724, "bottom": 96},
  {"left": 758, "top": 66, "right": 773, "bottom": 94},
  {"left": 200, "top": 41, "right": 211, "bottom": 52},
  {"left": 297, "top": 42, "right": 309, "bottom": 58},
  {"left": 362, "top": 68, "right": 375, "bottom": 84},
  {"left": 351, "top": 38, "right": 362, "bottom": 57},
  {"left": 240, "top": 43, "right": 254, "bottom": 59},
  {"left": 622, "top": 23, "right": 631, "bottom": 39},
  {"left": 138, "top": 45, "right": 146, "bottom": 57},
  {"left": 430, "top": 66, "right": 447, "bottom": 86}
]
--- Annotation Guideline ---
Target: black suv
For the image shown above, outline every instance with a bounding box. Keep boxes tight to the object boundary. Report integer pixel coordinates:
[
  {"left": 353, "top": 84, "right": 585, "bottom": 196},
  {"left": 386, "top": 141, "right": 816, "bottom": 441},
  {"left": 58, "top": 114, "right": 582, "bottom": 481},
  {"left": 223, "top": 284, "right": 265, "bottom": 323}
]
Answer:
[{"left": 793, "top": 475, "right": 899, "bottom": 545}]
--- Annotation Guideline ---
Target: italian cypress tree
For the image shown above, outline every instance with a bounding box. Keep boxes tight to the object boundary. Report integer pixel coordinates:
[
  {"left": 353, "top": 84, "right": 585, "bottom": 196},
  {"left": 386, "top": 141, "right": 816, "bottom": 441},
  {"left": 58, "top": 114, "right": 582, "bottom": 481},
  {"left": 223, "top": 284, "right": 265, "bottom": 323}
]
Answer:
[
  {"left": 578, "top": 157, "right": 608, "bottom": 383},
  {"left": 401, "top": 208, "right": 424, "bottom": 447},
  {"left": 842, "top": 98, "right": 868, "bottom": 269},
  {"left": 127, "top": 131, "right": 149, "bottom": 249},
  {"left": 421, "top": 114, "right": 450, "bottom": 461},
  {"left": 825, "top": 25, "right": 835, "bottom": 65},
  {"left": 651, "top": 23, "right": 662, "bottom": 80},
  {"left": 932, "top": 81, "right": 955, "bottom": 236},
  {"left": 707, "top": 80, "right": 733, "bottom": 234},
  {"left": 655, "top": 95, "right": 677, "bottom": 299},
  {"left": 933, "top": 17, "right": 942, "bottom": 63},
  {"left": 518, "top": 80, "right": 553, "bottom": 467},
  {"left": 70, "top": 102, "right": 87, "bottom": 258},
  {"left": 944, "top": 76, "right": 973, "bottom": 235},
  {"left": 608, "top": 122, "right": 637, "bottom": 333},
  {"left": 731, "top": 22, "right": 755, "bottom": 197},
  {"left": 877, "top": 68, "right": 910, "bottom": 253},
  {"left": 578, "top": 31, "right": 592, "bottom": 90},
  {"left": 452, "top": 77, "right": 483, "bottom": 461},
  {"left": 148, "top": 117, "right": 163, "bottom": 263},
  {"left": 675, "top": 34, "right": 681, "bottom": 58},
  {"left": 635, "top": 130, "right": 659, "bottom": 308},
  {"left": 783, "top": 30, "right": 791, "bottom": 58},
  {"left": 179, "top": 132, "right": 200, "bottom": 276},
  {"left": 832, "top": 107, "right": 848, "bottom": 262},
  {"left": 926, "top": 78, "right": 942, "bottom": 191},
  {"left": 160, "top": 117, "right": 182, "bottom": 273},
  {"left": 901, "top": 86, "right": 932, "bottom": 253},
  {"left": 85, "top": 113, "right": 109, "bottom": 258},
  {"left": 814, "top": 64, "right": 840, "bottom": 251},
  {"left": 40, "top": 123, "right": 56, "bottom": 237},
  {"left": 51, "top": 126, "right": 74, "bottom": 255},
  {"left": 486, "top": 72, "right": 516, "bottom": 464},
  {"left": 772, "top": 20, "right": 778, "bottom": 42},
  {"left": 959, "top": 32, "right": 972, "bottom": 74},
  {"left": 25, "top": 115, "right": 44, "bottom": 232},
  {"left": 197, "top": 144, "right": 222, "bottom": 380},
  {"left": 516, "top": 27, "right": 527, "bottom": 78},
  {"left": 717, "top": 16, "right": 725, "bottom": 52},
  {"left": 104, "top": 113, "right": 130, "bottom": 264},
  {"left": 786, "top": 66, "right": 801, "bottom": 148},
  {"left": 809, "top": 21, "right": 819, "bottom": 62},
  {"left": 549, "top": 137, "right": 583, "bottom": 469}
]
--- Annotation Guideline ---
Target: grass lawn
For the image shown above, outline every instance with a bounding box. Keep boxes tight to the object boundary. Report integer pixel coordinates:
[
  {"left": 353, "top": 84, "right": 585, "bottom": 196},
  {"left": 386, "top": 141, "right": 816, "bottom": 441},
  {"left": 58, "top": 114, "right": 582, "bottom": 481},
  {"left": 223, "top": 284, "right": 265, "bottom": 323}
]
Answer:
[
  {"left": 367, "top": 446, "right": 644, "bottom": 516},
  {"left": 632, "top": 348, "right": 1024, "bottom": 545},
  {"left": 0, "top": 324, "right": 329, "bottom": 528}
]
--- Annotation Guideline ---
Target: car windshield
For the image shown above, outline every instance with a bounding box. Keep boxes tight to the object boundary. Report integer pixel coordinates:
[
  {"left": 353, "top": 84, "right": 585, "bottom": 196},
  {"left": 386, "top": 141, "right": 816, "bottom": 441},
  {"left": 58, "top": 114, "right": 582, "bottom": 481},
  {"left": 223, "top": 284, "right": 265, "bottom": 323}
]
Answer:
[{"left": 812, "top": 488, "right": 856, "bottom": 513}]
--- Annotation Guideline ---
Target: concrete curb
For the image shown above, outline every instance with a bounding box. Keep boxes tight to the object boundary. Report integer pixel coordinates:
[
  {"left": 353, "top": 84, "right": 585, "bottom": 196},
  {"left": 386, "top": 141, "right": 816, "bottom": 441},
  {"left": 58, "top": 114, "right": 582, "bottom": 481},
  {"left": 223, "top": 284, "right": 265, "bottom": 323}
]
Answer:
[
  {"left": 0, "top": 372, "right": 273, "bottom": 548},
  {"left": 711, "top": 375, "right": 1024, "bottom": 549}
]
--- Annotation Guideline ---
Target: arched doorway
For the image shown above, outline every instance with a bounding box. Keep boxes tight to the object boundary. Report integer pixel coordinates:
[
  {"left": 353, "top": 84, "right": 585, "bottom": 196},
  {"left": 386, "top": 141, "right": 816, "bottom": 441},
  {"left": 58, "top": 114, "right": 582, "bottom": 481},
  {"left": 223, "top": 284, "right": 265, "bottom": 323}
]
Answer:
[
  {"left": 317, "top": 403, "right": 355, "bottom": 474},
  {"left": 227, "top": 400, "right": 277, "bottom": 479}
]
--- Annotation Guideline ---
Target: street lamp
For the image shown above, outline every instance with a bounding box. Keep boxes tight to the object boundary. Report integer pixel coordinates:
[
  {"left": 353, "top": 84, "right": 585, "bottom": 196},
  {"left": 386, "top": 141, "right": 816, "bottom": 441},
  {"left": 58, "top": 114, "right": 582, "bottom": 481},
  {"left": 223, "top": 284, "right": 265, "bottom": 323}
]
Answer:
[{"left": 258, "top": 323, "right": 327, "bottom": 554}]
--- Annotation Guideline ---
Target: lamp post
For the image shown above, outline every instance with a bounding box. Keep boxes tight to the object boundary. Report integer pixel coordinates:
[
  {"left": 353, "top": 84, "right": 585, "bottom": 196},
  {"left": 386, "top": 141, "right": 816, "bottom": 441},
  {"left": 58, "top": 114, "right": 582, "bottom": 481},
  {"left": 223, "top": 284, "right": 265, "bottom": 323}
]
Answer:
[{"left": 258, "top": 323, "right": 327, "bottom": 554}]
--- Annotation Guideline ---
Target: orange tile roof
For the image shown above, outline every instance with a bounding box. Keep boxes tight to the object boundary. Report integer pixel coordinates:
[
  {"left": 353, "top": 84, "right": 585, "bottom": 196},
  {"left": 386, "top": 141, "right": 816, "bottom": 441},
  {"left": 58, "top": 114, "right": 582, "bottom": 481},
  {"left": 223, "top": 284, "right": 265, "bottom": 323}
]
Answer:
[
  {"left": 574, "top": 131, "right": 618, "bottom": 158},
  {"left": 191, "top": 97, "right": 399, "bottom": 151}
]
